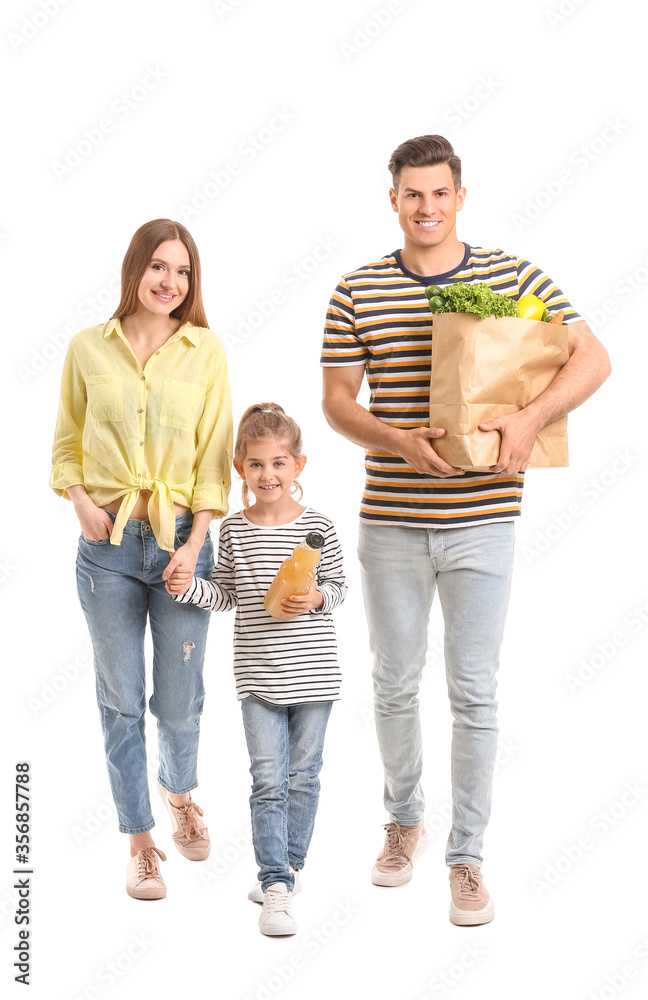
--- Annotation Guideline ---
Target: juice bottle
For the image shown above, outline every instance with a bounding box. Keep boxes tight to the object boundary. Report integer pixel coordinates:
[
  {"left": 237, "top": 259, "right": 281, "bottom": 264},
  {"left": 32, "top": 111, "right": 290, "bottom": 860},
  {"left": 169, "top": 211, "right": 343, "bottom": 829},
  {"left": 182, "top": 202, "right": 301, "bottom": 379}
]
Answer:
[{"left": 264, "top": 532, "right": 325, "bottom": 621}]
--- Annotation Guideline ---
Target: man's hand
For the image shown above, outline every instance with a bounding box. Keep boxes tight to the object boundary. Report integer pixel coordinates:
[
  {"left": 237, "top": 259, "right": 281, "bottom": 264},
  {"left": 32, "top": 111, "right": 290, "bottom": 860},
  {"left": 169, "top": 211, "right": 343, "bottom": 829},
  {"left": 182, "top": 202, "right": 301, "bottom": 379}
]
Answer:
[
  {"left": 280, "top": 581, "right": 323, "bottom": 618},
  {"left": 479, "top": 409, "right": 541, "bottom": 474},
  {"left": 398, "top": 426, "right": 465, "bottom": 478}
]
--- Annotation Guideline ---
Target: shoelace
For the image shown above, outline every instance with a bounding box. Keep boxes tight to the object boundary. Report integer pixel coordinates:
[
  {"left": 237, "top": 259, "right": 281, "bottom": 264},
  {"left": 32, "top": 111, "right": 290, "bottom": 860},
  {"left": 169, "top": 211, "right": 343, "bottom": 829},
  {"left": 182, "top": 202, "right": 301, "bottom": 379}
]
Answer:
[
  {"left": 172, "top": 800, "right": 206, "bottom": 842},
  {"left": 453, "top": 865, "right": 481, "bottom": 897},
  {"left": 381, "top": 822, "right": 409, "bottom": 867},
  {"left": 136, "top": 846, "right": 166, "bottom": 880},
  {"left": 265, "top": 887, "right": 293, "bottom": 915}
]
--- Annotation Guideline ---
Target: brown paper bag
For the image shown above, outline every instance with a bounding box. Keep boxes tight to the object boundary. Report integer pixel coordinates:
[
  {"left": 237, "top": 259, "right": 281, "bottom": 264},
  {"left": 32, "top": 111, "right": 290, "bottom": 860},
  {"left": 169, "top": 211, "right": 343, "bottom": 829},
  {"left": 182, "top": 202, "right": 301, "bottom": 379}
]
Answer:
[{"left": 429, "top": 313, "right": 569, "bottom": 471}]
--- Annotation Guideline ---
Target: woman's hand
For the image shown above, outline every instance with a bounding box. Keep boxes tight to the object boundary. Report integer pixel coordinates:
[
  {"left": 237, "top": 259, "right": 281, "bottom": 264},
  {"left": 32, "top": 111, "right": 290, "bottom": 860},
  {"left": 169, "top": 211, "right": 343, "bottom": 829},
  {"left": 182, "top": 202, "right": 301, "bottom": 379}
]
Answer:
[
  {"left": 280, "top": 581, "right": 324, "bottom": 618},
  {"left": 68, "top": 485, "right": 113, "bottom": 541},
  {"left": 162, "top": 541, "right": 201, "bottom": 595}
]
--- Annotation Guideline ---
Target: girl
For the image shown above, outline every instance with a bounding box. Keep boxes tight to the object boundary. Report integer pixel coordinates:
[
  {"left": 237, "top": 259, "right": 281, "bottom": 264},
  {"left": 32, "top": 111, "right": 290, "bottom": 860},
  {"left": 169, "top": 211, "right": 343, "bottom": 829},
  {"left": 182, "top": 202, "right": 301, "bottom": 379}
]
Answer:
[
  {"left": 50, "top": 219, "right": 232, "bottom": 900},
  {"left": 169, "top": 403, "right": 346, "bottom": 935}
]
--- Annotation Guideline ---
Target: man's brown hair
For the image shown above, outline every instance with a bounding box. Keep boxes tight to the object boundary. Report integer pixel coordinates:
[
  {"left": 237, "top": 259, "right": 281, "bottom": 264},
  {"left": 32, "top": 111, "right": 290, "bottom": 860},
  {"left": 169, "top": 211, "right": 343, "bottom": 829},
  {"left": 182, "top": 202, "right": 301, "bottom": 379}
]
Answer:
[{"left": 388, "top": 135, "right": 462, "bottom": 192}]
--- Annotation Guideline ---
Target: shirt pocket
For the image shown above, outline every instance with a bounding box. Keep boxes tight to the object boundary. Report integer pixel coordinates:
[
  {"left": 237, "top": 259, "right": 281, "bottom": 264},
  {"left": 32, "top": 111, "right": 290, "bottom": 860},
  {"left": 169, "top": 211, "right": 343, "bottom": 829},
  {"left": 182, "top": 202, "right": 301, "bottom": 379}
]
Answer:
[
  {"left": 86, "top": 375, "right": 124, "bottom": 422},
  {"left": 159, "top": 379, "right": 206, "bottom": 432}
]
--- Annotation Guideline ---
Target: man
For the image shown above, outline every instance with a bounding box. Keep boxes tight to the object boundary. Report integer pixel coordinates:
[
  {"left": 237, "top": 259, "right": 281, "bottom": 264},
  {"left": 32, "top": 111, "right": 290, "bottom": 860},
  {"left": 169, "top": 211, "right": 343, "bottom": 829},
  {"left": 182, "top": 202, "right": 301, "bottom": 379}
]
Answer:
[{"left": 320, "top": 134, "right": 610, "bottom": 925}]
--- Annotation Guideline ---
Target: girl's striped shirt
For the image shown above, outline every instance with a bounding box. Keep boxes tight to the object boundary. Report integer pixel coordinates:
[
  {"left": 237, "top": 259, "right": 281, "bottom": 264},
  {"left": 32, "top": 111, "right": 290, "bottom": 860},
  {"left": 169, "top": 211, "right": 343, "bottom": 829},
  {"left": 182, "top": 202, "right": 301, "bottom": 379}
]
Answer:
[
  {"left": 174, "top": 508, "right": 346, "bottom": 705},
  {"left": 320, "top": 245, "right": 580, "bottom": 528}
]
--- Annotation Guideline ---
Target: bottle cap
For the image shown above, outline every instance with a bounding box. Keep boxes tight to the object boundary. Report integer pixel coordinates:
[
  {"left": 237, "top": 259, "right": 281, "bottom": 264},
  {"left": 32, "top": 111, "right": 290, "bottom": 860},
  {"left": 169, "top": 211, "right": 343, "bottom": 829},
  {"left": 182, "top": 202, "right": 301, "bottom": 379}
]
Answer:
[{"left": 305, "top": 532, "right": 325, "bottom": 550}]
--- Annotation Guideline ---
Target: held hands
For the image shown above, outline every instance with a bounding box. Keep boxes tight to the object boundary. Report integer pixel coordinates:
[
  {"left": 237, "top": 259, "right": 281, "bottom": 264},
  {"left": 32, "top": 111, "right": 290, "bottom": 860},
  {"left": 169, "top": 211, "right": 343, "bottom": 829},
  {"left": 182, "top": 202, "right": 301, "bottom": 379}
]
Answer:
[
  {"left": 163, "top": 540, "right": 201, "bottom": 596},
  {"left": 280, "top": 581, "right": 324, "bottom": 618},
  {"left": 479, "top": 409, "right": 541, "bottom": 474}
]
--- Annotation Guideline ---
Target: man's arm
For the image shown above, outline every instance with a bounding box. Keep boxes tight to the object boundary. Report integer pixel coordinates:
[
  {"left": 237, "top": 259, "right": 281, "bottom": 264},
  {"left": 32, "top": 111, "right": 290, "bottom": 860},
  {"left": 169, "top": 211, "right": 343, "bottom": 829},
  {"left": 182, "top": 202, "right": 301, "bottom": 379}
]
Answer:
[
  {"left": 322, "top": 365, "right": 465, "bottom": 478},
  {"left": 479, "top": 319, "right": 612, "bottom": 474}
]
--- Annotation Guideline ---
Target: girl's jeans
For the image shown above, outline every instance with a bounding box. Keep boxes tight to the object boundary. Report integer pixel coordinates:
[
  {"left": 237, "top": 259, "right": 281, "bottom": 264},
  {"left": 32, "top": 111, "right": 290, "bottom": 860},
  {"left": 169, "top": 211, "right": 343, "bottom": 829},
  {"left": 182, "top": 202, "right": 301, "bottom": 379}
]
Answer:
[
  {"left": 241, "top": 695, "right": 333, "bottom": 892},
  {"left": 358, "top": 520, "right": 515, "bottom": 868},
  {"left": 76, "top": 511, "right": 214, "bottom": 834}
]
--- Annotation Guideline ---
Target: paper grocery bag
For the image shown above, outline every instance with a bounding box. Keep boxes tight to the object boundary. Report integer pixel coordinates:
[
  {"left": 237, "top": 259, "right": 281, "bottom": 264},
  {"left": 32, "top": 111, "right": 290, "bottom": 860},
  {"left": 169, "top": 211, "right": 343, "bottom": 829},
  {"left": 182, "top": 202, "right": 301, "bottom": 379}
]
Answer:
[{"left": 429, "top": 313, "right": 570, "bottom": 472}]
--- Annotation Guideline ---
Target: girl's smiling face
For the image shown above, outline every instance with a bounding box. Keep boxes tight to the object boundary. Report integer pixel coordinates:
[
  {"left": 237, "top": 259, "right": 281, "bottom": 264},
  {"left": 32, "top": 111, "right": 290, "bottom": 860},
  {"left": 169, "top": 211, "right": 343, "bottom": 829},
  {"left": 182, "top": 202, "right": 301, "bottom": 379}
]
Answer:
[{"left": 235, "top": 436, "right": 306, "bottom": 511}]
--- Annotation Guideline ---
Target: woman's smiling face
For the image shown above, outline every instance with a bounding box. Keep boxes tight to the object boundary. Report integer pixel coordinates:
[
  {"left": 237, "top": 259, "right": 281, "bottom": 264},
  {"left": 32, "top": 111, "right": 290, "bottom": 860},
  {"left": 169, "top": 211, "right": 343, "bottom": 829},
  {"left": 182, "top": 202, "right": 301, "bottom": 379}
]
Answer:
[{"left": 135, "top": 239, "right": 191, "bottom": 317}]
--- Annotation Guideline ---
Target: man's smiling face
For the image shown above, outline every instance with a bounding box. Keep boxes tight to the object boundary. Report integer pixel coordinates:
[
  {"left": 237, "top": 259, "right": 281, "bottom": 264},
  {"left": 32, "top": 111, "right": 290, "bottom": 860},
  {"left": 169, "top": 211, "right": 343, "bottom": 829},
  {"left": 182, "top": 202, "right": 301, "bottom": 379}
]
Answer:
[{"left": 390, "top": 162, "right": 465, "bottom": 253}]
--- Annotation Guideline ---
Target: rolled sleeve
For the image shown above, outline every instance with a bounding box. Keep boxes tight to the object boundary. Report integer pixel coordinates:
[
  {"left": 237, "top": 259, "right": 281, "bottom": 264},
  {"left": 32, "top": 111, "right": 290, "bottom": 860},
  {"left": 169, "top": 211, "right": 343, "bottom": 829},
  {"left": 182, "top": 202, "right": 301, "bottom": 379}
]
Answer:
[{"left": 50, "top": 343, "right": 86, "bottom": 499}]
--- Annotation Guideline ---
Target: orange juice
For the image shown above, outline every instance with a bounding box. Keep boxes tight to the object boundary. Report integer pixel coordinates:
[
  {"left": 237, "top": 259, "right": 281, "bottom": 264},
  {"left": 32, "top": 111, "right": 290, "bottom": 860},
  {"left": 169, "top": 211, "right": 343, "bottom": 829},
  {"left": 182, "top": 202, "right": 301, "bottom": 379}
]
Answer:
[{"left": 264, "top": 532, "right": 325, "bottom": 621}]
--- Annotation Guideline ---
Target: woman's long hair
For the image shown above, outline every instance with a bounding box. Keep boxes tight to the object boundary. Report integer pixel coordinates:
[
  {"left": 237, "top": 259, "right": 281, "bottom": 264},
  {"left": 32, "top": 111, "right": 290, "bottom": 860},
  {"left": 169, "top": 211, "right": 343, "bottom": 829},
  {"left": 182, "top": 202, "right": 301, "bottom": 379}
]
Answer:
[{"left": 112, "top": 219, "right": 208, "bottom": 328}]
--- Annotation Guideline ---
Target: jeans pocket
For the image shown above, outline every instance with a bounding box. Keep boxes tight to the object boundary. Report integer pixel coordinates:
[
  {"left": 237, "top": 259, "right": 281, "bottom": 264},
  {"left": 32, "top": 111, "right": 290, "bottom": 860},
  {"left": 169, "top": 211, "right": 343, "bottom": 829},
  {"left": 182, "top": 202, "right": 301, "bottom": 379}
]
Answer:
[{"left": 81, "top": 534, "right": 111, "bottom": 546}]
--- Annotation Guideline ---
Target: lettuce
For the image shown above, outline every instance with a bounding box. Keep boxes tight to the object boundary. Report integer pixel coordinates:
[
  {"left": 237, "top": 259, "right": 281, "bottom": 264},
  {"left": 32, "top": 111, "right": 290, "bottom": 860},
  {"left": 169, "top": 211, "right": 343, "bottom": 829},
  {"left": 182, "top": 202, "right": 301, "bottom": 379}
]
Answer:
[{"left": 433, "top": 282, "right": 518, "bottom": 320}]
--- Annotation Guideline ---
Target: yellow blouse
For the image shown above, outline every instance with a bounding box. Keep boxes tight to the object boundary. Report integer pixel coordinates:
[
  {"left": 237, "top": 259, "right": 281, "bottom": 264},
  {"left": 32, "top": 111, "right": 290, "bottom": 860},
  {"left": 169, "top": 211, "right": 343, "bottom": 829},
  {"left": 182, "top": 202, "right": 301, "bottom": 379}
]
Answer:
[{"left": 50, "top": 318, "right": 232, "bottom": 552}]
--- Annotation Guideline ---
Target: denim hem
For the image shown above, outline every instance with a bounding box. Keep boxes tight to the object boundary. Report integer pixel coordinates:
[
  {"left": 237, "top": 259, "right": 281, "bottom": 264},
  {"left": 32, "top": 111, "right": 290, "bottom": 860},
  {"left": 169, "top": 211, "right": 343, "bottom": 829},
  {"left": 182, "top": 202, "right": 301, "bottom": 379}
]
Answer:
[
  {"left": 446, "top": 858, "right": 483, "bottom": 868},
  {"left": 157, "top": 777, "right": 199, "bottom": 796},
  {"left": 119, "top": 819, "right": 155, "bottom": 835},
  {"left": 389, "top": 815, "right": 425, "bottom": 827},
  {"left": 262, "top": 879, "right": 294, "bottom": 892}
]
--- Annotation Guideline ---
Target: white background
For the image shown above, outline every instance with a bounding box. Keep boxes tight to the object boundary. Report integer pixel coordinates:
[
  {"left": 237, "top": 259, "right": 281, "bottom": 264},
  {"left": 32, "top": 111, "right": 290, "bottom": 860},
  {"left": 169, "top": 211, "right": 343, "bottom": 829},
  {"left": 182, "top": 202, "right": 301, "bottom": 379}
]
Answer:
[{"left": 2, "top": 1, "right": 647, "bottom": 998}]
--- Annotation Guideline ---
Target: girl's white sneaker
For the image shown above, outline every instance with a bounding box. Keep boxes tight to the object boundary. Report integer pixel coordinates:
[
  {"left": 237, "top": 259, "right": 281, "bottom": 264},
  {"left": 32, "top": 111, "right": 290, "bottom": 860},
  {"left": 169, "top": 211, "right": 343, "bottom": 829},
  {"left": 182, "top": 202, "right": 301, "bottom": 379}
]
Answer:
[
  {"left": 248, "top": 869, "right": 301, "bottom": 902},
  {"left": 259, "top": 882, "right": 297, "bottom": 936}
]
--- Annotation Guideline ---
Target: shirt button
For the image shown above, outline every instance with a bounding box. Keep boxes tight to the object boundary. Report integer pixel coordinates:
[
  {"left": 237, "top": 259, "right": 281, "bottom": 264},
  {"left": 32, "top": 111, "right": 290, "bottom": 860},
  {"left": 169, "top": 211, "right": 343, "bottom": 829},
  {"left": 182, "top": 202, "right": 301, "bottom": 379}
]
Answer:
[
  {"left": 140, "top": 376, "right": 145, "bottom": 381},
  {"left": 138, "top": 408, "right": 144, "bottom": 414},
  {"left": 155, "top": 351, "right": 160, "bottom": 355},
  {"left": 139, "top": 441, "right": 144, "bottom": 446}
]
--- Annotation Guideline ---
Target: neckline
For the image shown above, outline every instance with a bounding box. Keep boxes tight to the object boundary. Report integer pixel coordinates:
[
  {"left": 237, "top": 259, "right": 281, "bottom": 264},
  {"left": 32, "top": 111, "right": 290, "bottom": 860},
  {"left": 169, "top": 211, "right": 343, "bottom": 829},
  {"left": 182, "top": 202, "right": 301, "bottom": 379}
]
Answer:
[
  {"left": 392, "top": 243, "right": 471, "bottom": 285},
  {"left": 240, "top": 507, "right": 309, "bottom": 530}
]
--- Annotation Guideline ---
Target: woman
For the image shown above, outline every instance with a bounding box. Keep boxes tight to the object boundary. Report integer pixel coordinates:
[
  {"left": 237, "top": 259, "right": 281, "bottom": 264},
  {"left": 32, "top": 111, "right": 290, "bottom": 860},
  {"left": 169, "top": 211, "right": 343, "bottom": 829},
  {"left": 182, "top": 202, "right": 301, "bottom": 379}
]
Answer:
[{"left": 50, "top": 219, "right": 232, "bottom": 899}]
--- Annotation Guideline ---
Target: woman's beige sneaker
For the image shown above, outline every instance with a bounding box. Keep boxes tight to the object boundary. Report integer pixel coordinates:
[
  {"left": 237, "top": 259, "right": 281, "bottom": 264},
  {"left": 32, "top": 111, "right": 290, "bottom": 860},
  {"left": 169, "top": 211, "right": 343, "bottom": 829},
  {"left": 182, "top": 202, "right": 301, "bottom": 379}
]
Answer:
[
  {"left": 126, "top": 846, "right": 167, "bottom": 899},
  {"left": 449, "top": 864, "right": 494, "bottom": 925},
  {"left": 259, "top": 883, "right": 297, "bottom": 936},
  {"left": 158, "top": 784, "right": 210, "bottom": 861},
  {"left": 371, "top": 821, "right": 427, "bottom": 886}
]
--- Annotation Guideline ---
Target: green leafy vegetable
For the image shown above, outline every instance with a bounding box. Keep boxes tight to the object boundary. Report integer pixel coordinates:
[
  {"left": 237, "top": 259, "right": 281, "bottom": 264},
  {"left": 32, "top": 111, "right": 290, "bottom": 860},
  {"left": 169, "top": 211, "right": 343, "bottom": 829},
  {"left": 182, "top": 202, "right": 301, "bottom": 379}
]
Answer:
[{"left": 427, "top": 282, "right": 518, "bottom": 320}]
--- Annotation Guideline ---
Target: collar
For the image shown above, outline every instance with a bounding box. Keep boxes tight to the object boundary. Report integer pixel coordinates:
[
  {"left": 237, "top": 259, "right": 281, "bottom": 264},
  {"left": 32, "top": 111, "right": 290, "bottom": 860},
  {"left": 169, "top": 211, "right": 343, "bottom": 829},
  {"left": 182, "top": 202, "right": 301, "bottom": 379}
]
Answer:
[{"left": 103, "top": 318, "right": 200, "bottom": 346}]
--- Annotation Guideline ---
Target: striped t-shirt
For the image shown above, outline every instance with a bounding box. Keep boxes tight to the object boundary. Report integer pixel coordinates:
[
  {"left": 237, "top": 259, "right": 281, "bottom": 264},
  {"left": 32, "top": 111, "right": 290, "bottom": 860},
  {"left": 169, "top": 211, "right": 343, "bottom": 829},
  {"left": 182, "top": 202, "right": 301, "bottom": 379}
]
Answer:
[
  {"left": 174, "top": 508, "right": 346, "bottom": 705},
  {"left": 320, "top": 244, "right": 580, "bottom": 528}
]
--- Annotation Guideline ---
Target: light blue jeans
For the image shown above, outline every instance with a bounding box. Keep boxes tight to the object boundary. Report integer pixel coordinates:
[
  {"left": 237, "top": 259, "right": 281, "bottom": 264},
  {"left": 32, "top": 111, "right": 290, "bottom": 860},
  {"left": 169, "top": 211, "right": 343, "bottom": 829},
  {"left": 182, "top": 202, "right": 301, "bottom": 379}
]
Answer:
[
  {"left": 241, "top": 695, "right": 333, "bottom": 892},
  {"left": 357, "top": 520, "right": 515, "bottom": 867},
  {"left": 76, "top": 511, "right": 214, "bottom": 834}
]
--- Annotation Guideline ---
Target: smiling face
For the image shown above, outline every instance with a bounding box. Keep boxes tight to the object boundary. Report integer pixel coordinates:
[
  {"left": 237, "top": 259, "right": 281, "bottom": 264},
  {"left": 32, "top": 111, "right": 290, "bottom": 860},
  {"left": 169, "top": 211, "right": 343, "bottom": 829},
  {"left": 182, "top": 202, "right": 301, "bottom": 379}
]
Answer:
[
  {"left": 135, "top": 239, "right": 191, "bottom": 318},
  {"left": 234, "top": 436, "right": 306, "bottom": 514},
  {"left": 390, "top": 163, "right": 466, "bottom": 255}
]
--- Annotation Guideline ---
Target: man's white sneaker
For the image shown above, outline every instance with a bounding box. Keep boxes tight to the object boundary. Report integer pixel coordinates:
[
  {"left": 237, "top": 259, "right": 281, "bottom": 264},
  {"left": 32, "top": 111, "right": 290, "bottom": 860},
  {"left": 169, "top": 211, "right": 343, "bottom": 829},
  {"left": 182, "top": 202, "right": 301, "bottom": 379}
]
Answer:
[
  {"left": 259, "top": 882, "right": 297, "bottom": 936},
  {"left": 248, "top": 869, "right": 302, "bottom": 903}
]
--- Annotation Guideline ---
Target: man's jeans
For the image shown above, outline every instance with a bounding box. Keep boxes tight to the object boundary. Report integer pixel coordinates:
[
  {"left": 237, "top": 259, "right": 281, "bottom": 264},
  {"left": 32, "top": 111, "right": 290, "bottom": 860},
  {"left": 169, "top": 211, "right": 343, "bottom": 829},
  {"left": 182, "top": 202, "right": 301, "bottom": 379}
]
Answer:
[
  {"left": 76, "top": 512, "right": 214, "bottom": 834},
  {"left": 358, "top": 519, "right": 515, "bottom": 867},
  {"left": 241, "top": 696, "right": 333, "bottom": 892}
]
